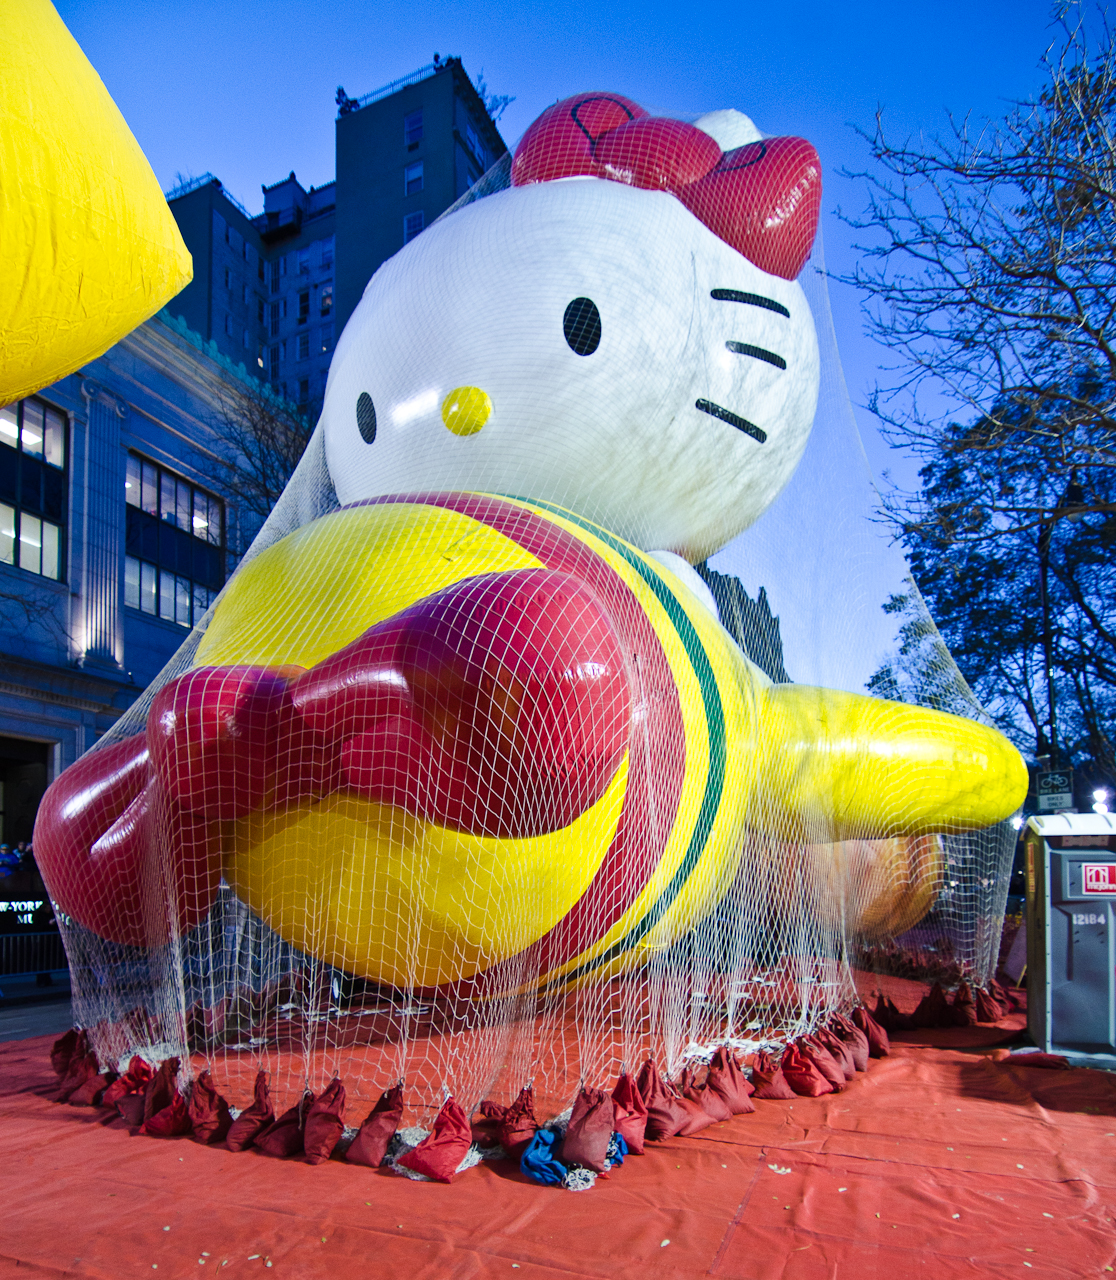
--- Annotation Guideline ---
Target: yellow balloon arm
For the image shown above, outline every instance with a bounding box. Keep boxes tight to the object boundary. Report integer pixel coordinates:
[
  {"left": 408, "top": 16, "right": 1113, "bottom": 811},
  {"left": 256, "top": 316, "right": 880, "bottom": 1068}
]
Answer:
[{"left": 745, "top": 683, "right": 1029, "bottom": 841}]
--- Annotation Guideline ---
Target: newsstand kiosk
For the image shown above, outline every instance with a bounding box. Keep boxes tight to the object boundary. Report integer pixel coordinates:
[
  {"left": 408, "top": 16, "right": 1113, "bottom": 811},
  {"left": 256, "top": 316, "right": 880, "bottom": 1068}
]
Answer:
[{"left": 1025, "top": 812, "right": 1116, "bottom": 1065}]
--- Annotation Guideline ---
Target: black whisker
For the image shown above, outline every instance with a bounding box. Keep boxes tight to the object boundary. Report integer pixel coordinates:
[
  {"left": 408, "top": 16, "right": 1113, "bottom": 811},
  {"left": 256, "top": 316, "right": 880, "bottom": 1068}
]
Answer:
[
  {"left": 726, "top": 341, "right": 786, "bottom": 370},
  {"left": 695, "top": 399, "right": 767, "bottom": 443},
  {"left": 710, "top": 289, "right": 790, "bottom": 318}
]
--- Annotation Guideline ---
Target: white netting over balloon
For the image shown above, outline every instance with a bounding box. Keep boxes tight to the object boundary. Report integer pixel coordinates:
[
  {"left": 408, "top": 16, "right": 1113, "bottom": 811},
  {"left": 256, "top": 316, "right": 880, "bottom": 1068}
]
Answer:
[{"left": 37, "top": 95, "right": 1024, "bottom": 1129}]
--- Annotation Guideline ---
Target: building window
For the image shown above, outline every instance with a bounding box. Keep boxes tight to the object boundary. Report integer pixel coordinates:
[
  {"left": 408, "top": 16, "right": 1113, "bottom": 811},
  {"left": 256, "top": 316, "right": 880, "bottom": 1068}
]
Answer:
[
  {"left": 124, "top": 455, "right": 224, "bottom": 627},
  {"left": 257, "top": 297, "right": 265, "bottom": 323},
  {"left": 269, "top": 343, "right": 280, "bottom": 376},
  {"left": 405, "top": 161, "right": 424, "bottom": 196},
  {"left": 224, "top": 314, "right": 232, "bottom": 337},
  {"left": 297, "top": 291, "right": 309, "bottom": 324},
  {"left": 224, "top": 223, "right": 230, "bottom": 246},
  {"left": 405, "top": 110, "right": 423, "bottom": 145},
  {"left": 0, "top": 398, "right": 66, "bottom": 581},
  {"left": 258, "top": 254, "right": 265, "bottom": 282},
  {"left": 242, "top": 239, "right": 248, "bottom": 262},
  {"left": 404, "top": 211, "right": 424, "bottom": 243},
  {"left": 270, "top": 260, "right": 281, "bottom": 294},
  {"left": 297, "top": 331, "right": 310, "bottom": 361},
  {"left": 320, "top": 236, "right": 334, "bottom": 269},
  {"left": 466, "top": 122, "right": 485, "bottom": 169},
  {"left": 270, "top": 301, "right": 281, "bottom": 337},
  {"left": 320, "top": 283, "right": 333, "bottom": 316},
  {"left": 298, "top": 378, "right": 309, "bottom": 405},
  {"left": 320, "top": 323, "right": 333, "bottom": 353},
  {"left": 298, "top": 247, "right": 310, "bottom": 276},
  {"left": 242, "top": 327, "right": 250, "bottom": 349}
]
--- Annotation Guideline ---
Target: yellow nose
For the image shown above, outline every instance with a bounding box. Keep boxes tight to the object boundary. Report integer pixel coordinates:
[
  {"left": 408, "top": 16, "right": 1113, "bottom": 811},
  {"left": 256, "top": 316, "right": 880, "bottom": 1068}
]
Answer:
[{"left": 441, "top": 386, "right": 492, "bottom": 436}]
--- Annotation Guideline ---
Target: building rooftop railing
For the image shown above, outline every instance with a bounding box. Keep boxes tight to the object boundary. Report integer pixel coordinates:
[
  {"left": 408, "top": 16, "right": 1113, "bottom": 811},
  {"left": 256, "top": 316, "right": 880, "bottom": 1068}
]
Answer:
[
  {"left": 164, "top": 172, "right": 257, "bottom": 223},
  {"left": 340, "top": 58, "right": 451, "bottom": 116}
]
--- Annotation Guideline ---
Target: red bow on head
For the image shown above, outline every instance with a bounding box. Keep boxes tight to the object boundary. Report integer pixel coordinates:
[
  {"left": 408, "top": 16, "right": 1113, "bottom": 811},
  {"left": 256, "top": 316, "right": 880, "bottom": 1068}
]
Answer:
[{"left": 511, "top": 92, "right": 821, "bottom": 281}]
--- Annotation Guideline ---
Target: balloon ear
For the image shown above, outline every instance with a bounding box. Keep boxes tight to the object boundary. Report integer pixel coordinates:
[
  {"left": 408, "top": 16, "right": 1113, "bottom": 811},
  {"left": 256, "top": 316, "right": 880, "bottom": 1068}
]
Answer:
[
  {"left": 511, "top": 91, "right": 648, "bottom": 185},
  {"left": 675, "top": 137, "right": 822, "bottom": 280},
  {"left": 0, "top": 0, "right": 192, "bottom": 403}
]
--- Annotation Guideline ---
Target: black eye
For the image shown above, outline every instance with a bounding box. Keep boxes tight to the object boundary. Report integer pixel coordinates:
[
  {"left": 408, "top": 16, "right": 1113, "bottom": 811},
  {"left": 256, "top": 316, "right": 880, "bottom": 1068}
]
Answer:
[
  {"left": 356, "top": 392, "right": 376, "bottom": 444},
  {"left": 563, "top": 297, "right": 601, "bottom": 356}
]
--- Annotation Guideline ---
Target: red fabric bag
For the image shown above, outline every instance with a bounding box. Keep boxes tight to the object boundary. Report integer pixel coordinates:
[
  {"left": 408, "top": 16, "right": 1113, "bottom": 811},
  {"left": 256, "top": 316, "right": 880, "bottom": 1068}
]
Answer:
[
  {"left": 142, "top": 1059, "right": 180, "bottom": 1126},
  {"left": 975, "top": 987, "right": 1004, "bottom": 1023},
  {"left": 611, "top": 1071, "right": 648, "bottom": 1154},
  {"left": 781, "top": 1043, "right": 833, "bottom": 1097},
  {"left": 802, "top": 1037, "right": 846, "bottom": 1091},
  {"left": 50, "top": 1029, "right": 82, "bottom": 1078},
  {"left": 347, "top": 1083, "right": 404, "bottom": 1168},
  {"left": 705, "top": 1049, "right": 755, "bottom": 1115},
  {"left": 1008, "top": 1052, "right": 1070, "bottom": 1070},
  {"left": 913, "top": 981, "right": 952, "bottom": 1028},
  {"left": 188, "top": 1071, "right": 232, "bottom": 1145},
  {"left": 951, "top": 980, "right": 978, "bottom": 1026},
  {"left": 304, "top": 1079, "right": 346, "bottom": 1164},
  {"left": 118, "top": 1092, "right": 147, "bottom": 1126},
  {"left": 68, "top": 1070, "right": 117, "bottom": 1107},
  {"left": 143, "top": 1090, "right": 192, "bottom": 1138},
  {"left": 255, "top": 1090, "right": 315, "bottom": 1158},
  {"left": 852, "top": 1006, "right": 891, "bottom": 1057},
  {"left": 226, "top": 1071, "right": 276, "bottom": 1152},
  {"left": 831, "top": 1016, "right": 869, "bottom": 1072},
  {"left": 497, "top": 1085, "right": 537, "bottom": 1157},
  {"left": 816, "top": 1029, "right": 856, "bottom": 1081},
  {"left": 559, "top": 1086, "right": 615, "bottom": 1172},
  {"left": 681, "top": 1066, "right": 733, "bottom": 1122},
  {"left": 57, "top": 1051, "right": 98, "bottom": 1102},
  {"left": 674, "top": 1093, "right": 717, "bottom": 1135},
  {"left": 396, "top": 1096, "right": 471, "bottom": 1183},
  {"left": 635, "top": 1059, "right": 689, "bottom": 1140},
  {"left": 103, "top": 1056, "right": 154, "bottom": 1108},
  {"left": 750, "top": 1051, "right": 796, "bottom": 1100}
]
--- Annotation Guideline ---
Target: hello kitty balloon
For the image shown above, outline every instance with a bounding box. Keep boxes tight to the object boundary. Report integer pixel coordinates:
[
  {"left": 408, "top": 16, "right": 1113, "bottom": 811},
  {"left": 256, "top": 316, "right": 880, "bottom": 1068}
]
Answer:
[{"left": 35, "top": 95, "right": 1026, "bottom": 993}]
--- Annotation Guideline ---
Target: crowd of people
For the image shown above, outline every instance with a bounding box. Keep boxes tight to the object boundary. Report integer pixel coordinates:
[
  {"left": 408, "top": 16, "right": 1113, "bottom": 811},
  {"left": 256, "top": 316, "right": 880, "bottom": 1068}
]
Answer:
[{"left": 0, "top": 842, "right": 35, "bottom": 876}]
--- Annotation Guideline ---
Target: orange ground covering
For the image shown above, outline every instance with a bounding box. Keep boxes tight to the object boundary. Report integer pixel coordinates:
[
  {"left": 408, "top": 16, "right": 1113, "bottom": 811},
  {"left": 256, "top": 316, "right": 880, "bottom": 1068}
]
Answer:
[{"left": 3, "top": 1004, "right": 1116, "bottom": 1279}]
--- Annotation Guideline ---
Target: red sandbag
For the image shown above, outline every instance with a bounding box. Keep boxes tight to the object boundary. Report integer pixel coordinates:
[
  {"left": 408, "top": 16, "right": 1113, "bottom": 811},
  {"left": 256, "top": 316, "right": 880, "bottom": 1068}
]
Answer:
[
  {"left": 396, "top": 1096, "right": 471, "bottom": 1183},
  {"left": 781, "top": 1043, "right": 833, "bottom": 1097},
  {"left": 704, "top": 1048, "right": 756, "bottom": 1115},
  {"left": 831, "top": 1015, "right": 869, "bottom": 1072},
  {"left": 816, "top": 1029, "right": 856, "bottom": 1081},
  {"left": 115, "top": 1092, "right": 146, "bottom": 1127},
  {"left": 304, "top": 1079, "right": 346, "bottom": 1164},
  {"left": 635, "top": 1059, "right": 689, "bottom": 1140},
  {"left": 226, "top": 1071, "right": 276, "bottom": 1152},
  {"left": 143, "top": 1090, "right": 192, "bottom": 1138},
  {"left": 682, "top": 1066, "right": 733, "bottom": 1122},
  {"left": 750, "top": 1051, "right": 797, "bottom": 1100},
  {"left": 611, "top": 1071, "right": 648, "bottom": 1154},
  {"left": 559, "top": 1086, "right": 615, "bottom": 1172},
  {"left": 853, "top": 1006, "right": 891, "bottom": 1057},
  {"left": 142, "top": 1059, "right": 180, "bottom": 1126},
  {"left": 188, "top": 1071, "right": 232, "bottom": 1145},
  {"left": 802, "top": 1037, "right": 846, "bottom": 1091},
  {"left": 102, "top": 1056, "right": 155, "bottom": 1108},
  {"left": 497, "top": 1085, "right": 538, "bottom": 1157},
  {"left": 68, "top": 1070, "right": 117, "bottom": 1107},
  {"left": 255, "top": 1091, "right": 315, "bottom": 1158},
  {"left": 674, "top": 1092, "right": 718, "bottom": 1136},
  {"left": 913, "top": 981, "right": 953, "bottom": 1028},
  {"left": 50, "top": 1029, "right": 82, "bottom": 1078},
  {"left": 975, "top": 987, "right": 1004, "bottom": 1023},
  {"left": 347, "top": 1083, "right": 404, "bottom": 1168},
  {"left": 951, "top": 979, "right": 978, "bottom": 1027},
  {"left": 57, "top": 1051, "right": 98, "bottom": 1102}
]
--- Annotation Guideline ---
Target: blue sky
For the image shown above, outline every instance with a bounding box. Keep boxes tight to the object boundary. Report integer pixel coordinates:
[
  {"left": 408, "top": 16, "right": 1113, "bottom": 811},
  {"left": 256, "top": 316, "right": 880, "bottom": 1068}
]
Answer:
[{"left": 56, "top": 0, "right": 1065, "bottom": 689}]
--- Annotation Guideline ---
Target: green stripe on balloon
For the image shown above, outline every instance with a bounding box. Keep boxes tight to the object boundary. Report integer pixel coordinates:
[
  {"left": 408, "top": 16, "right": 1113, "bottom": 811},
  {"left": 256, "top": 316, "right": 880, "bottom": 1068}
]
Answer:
[{"left": 515, "top": 497, "right": 727, "bottom": 986}]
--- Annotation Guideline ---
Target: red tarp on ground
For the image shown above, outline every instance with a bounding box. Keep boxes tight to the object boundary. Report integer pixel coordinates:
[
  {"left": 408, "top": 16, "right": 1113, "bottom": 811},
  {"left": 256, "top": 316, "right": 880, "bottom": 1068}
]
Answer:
[{"left": 2, "top": 1011, "right": 1116, "bottom": 1278}]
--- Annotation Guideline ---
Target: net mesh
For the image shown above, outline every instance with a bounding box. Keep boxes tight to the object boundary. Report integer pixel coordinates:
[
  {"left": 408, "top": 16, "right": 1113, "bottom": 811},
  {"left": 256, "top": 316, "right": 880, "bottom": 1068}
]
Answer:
[{"left": 36, "top": 98, "right": 1022, "bottom": 1122}]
